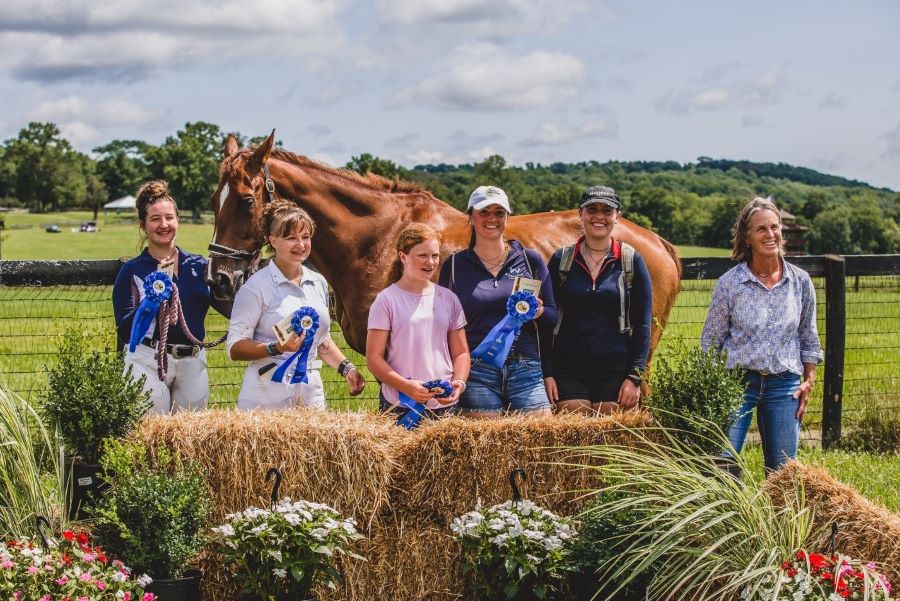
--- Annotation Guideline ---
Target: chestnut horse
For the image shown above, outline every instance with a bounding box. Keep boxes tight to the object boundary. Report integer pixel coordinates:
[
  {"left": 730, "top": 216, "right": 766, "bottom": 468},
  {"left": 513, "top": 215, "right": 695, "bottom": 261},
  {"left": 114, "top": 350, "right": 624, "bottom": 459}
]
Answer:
[{"left": 207, "top": 132, "right": 681, "bottom": 358}]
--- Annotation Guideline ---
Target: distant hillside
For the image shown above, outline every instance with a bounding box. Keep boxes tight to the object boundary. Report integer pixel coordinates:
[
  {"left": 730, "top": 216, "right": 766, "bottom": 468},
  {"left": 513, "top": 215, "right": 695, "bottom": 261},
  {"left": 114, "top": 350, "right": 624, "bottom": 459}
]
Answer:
[{"left": 398, "top": 155, "right": 899, "bottom": 254}]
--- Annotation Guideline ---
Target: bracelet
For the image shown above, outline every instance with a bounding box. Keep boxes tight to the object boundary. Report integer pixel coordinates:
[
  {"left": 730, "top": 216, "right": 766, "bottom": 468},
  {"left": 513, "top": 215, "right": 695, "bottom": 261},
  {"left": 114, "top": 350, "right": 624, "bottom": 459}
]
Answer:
[
  {"left": 337, "top": 359, "right": 356, "bottom": 377},
  {"left": 452, "top": 379, "right": 466, "bottom": 394},
  {"left": 265, "top": 342, "right": 279, "bottom": 357}
]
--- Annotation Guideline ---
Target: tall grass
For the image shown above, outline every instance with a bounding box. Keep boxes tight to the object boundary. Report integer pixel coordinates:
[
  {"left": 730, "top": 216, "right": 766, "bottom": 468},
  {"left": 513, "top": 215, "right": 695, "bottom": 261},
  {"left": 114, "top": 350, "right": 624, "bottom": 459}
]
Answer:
[
  {"left": 0, "top": 384, "right": 67, "bottom": 538},
  {"left": 568, "top": 418, "right": 826, "bottom": 601}
]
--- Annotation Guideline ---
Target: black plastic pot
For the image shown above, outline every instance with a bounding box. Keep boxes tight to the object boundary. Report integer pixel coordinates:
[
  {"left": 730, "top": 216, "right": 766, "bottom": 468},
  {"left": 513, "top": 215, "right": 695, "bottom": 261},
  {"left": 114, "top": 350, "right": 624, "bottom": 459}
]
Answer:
[
  {"left": 145, "top": 570, "right": 202, "bottom": 601},
  {"left": 64, "top": 460, "right": 107, "bottom": 520},
  {"left": 239, "top": 593, "right": 313, "bottom": 601}
]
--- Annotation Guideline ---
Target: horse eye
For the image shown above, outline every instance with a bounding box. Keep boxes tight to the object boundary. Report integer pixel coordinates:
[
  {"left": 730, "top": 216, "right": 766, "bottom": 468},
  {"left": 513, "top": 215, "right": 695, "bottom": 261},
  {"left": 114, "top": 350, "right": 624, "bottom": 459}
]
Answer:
[{"left": 243, "top": 196, "right": 254, "bottom": 205}]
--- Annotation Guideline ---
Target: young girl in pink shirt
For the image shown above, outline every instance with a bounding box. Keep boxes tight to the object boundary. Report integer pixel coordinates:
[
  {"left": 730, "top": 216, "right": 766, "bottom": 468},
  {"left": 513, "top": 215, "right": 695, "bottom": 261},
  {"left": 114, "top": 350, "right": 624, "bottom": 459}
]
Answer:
[{"left": 366, "top": 223, "right": 470, "bottom": 422}]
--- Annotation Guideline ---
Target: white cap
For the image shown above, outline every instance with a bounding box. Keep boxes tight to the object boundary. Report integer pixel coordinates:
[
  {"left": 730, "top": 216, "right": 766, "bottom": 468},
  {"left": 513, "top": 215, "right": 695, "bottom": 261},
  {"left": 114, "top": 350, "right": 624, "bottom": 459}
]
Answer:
[{"left": 467, "top": 185, "right": 512, "bottom": 214}]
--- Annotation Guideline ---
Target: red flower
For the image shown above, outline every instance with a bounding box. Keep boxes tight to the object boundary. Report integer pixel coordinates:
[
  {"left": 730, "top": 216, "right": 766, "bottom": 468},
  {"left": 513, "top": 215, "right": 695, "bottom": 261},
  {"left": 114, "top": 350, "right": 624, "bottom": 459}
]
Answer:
[
  {"left": 787, "top": 568, "right": 798, "bottom": 578},
  {"left": 63, "top": 531, "right": 75, "bottom": 541},
  {"left": 76, "top": 532, "right": 89, "bottom": 545},
  {"left": 822, "top": 572, "right": 833, "bottom": 580}
]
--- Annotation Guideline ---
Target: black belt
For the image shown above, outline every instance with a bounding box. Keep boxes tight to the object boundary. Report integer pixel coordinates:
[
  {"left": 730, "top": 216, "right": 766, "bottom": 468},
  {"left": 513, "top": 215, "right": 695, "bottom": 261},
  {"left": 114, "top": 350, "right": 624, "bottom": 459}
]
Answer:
[
  {"left": 505, "top": 351, "right": 533, "bottom": 363},
  {"left": 141, "top": 337, "right": 200, "bottom": 358}
]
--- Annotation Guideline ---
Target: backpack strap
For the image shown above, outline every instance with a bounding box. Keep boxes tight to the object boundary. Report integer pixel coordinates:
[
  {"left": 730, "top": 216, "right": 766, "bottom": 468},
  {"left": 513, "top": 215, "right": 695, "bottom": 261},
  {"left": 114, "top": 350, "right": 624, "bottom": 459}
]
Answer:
[
  {"left": 553, "top": 245, "right": 576, "bottom": 337},
  {"left": 618, "top": 242, "right": 635, "bottom": 336},
  {"left": 450, "top": 252, "right": 456, "bottom": 291}
]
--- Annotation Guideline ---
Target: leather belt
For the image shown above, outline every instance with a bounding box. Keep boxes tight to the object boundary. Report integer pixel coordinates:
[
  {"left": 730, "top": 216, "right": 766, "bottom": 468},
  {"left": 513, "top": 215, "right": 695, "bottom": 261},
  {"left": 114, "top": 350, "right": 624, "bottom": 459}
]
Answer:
[{"left": 142, "top": 337, "right": 200, "bottom": 358}]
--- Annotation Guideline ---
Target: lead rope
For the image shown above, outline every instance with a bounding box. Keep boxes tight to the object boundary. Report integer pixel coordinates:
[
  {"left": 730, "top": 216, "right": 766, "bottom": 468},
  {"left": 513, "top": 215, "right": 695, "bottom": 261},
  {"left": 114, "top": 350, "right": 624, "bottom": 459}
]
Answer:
[{"left": 155, "top": 284, "right": 227, "bottom": 382}]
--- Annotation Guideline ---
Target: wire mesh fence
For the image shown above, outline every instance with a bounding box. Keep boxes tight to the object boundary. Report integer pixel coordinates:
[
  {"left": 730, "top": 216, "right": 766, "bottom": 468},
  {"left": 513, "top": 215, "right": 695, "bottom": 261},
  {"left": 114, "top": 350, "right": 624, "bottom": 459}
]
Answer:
[{"left": 1, "top": 269, "right": 898, "bottom": 438}]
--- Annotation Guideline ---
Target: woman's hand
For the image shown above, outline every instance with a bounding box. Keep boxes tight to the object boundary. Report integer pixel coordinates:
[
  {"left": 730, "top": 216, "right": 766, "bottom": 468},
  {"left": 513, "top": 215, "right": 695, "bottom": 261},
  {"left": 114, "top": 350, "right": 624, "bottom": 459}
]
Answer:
[
  {"left": 345, "top": 366, "right": 366, "bottom": 396},
  {"left": 405, "top": 381, "right": 436, "bottom": 404},
  {"left": 544, "top": 377, "right": 558, "bottom": 405},
  {"left": 617, "top": 378, "right": 640, "bottom": 409},
  {"left": 446, "top": 379, "right": 466, "bottom": 404},
  {"left": 276, "top": 331, "right": 305, "bottom": 354},
  {"left": 792, "top": 378, "right": 815, "bottom": 420},
  {"left": 534, "top": 296, "right": 544, "bottom": 320}
]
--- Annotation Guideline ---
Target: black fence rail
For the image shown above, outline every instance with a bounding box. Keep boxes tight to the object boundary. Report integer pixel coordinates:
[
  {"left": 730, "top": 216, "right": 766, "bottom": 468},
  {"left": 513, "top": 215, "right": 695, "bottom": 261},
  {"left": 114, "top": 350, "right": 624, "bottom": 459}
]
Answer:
[{"left": 2, "top": 255, "right": 899, "bottom": 446}]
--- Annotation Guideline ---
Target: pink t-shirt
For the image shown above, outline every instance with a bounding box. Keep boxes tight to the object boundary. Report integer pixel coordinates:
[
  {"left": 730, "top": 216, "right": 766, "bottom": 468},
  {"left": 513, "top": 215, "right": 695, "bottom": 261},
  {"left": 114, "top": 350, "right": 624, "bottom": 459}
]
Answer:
[{"left": 367, "top": 283, "right": 467, "bottom": 409}]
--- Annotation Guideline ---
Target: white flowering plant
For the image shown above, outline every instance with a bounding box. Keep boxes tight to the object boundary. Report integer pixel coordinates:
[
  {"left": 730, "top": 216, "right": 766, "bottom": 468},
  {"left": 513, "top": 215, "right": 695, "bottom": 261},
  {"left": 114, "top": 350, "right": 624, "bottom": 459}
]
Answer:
[
  {"left": 211, "top": 498, "right": 364, "bottom": 600},
  {"left": 743, "top": 550, "right": 893, "bottom": 601},
  {"left": 450, "top": 499, "right": 577, "bottom": 600},
  {"left": 0, "top": 530, "right": 155, "bottom": 601}
]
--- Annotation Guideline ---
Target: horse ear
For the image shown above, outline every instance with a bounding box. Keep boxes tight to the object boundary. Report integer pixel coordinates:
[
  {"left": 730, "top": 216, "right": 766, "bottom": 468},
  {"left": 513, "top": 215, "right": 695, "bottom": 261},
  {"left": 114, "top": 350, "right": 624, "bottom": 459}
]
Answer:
[
  {"left": 224, "top": 134, "right": 240, "bottom": 157},
  {"left": 246, "top": 130, "right": 275, "bottom": 175}
]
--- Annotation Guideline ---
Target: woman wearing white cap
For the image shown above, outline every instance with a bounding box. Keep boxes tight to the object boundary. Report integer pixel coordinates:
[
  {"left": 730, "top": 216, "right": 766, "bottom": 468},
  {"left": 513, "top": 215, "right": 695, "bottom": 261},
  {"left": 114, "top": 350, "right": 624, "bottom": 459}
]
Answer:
[{"left": 438, "top": 185, "right": 557, "bottom": 417}]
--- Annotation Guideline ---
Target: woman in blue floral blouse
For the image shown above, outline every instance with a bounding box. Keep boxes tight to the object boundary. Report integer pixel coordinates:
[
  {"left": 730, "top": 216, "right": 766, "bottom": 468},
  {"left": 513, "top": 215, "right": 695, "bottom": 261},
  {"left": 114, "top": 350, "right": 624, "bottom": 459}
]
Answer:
[{"left": 701, "top": 196, "right": 823, "bottom": 473}]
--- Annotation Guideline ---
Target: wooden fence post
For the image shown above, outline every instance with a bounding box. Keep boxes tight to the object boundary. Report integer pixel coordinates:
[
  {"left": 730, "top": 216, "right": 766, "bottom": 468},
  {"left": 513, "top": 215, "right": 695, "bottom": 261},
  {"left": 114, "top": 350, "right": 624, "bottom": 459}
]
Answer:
[{"left": 822, "top": 254, "right": 846, "bottom": 450}]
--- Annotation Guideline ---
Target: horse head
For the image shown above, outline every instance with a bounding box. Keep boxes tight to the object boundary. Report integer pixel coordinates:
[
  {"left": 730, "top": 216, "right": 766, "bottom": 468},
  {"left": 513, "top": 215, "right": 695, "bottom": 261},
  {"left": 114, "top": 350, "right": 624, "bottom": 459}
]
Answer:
[{"left": 206, "top": 131, "right": 277, "bottom": 305}]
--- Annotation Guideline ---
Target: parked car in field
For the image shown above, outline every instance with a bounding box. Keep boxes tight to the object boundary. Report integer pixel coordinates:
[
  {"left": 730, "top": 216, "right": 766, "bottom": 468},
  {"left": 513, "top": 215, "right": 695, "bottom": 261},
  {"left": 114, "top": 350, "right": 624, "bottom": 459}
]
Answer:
[
  {"left": 46, "top": 224, "right": 61, "bottom": 233},
  {"left": 79, "top": 221, "right": 98, "bottom": 232}
]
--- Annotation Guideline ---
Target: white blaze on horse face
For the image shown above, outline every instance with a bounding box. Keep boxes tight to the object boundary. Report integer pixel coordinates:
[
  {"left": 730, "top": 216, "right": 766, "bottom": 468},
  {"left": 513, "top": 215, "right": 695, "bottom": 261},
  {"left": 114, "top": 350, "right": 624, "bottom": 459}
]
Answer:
[{"left": 211, "top": 183, "right": 230, "bottom": 243}]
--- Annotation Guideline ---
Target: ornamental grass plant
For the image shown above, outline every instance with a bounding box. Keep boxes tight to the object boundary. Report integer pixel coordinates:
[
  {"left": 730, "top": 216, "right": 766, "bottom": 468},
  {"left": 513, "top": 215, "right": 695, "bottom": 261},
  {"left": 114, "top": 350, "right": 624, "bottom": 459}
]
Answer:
[
  {"left": 0, "top": 384, "right": 67, "bottom": 539},
  {"left": 567, "top": 416, "right": 829, "bottom": 601}
]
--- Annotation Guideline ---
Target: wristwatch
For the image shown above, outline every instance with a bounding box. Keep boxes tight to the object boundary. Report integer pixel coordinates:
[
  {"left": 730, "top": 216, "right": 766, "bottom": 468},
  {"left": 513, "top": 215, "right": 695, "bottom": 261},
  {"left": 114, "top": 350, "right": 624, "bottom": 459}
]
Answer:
[
  {"left": 266, "top": 342, "right": 279, "bottom": 357},
  {"left": 625, "top": 374, "right": 642, "bottom": 387}
]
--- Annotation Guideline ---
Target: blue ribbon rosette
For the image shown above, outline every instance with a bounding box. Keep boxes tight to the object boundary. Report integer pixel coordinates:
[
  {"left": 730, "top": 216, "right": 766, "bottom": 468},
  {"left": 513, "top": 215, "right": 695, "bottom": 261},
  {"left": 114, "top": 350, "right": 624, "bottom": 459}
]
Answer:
[
  {"left": 470, "top": 291, "right": 539, "bottom": 368},
  {"left": 271, "top": 307, "right": 320, "bottom": 384},
  {"left": 396, "top": 379, "right": 453, "bottom": 430},
  {"left": 128, "top": 271, "right": 173, "bottom": 352}
]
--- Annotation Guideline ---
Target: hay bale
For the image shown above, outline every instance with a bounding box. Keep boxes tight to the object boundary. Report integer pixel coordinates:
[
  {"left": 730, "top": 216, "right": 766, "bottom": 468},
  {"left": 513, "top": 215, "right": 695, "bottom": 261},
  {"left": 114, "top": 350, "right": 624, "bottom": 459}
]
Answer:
[
  {"left": 391, "top": 411, "right": 654, "bottom": 524},
  {"left": 764, "top": 461, "right": 900, "bottom": 582},
  {"left": 137, "top": 409, "right": 409, "bottom": 525}
]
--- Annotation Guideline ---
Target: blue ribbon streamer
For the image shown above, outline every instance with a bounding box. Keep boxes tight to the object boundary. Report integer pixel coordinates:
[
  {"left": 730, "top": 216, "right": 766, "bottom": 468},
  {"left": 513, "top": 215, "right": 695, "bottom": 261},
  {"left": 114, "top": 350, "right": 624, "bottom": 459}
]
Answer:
[
  {"left": 471, "top": 291, "right": 539, "bottom": 368},
  {"left": 396, "top": 392, "right": 427, "bottom": 429},
  {"left": 128, "top": 272, "right": 173, "bottom": 352},
  {"left": 271, "top": 307, "right": 320, "bottom": 384}
]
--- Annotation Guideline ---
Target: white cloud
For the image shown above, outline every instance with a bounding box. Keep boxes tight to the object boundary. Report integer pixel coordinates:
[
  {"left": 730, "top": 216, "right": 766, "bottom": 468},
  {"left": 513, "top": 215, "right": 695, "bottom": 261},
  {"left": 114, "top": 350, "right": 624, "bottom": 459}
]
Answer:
[
  {"left": 27, "top": 95, "right": 161, "bottom": 127},
  {"left": 0, "top": 0, "right": 347, "bottom": 82},
  {"left": 376, "top": 0, "right": 591, "bottom": 31},
  {"left": 405, "top": 149, "right": 444, "bottom": 164},
  {"left": 691, "top": 88, "right": 729, "bottom": 110},
  {"left": 740, "top": 115, "right": 764, "bottom": 128},
  {"left": 519, "top": 120, "right": 617, "bottom": 147},
  {"left": 818, "top": 93, "right": 847, "bottom": 110},
  {"left": 883, "top": 124, "right": 900, "bottom": 157},
  {"left": 386, "top": 133, "right": 418, "bottom": 148},
  {"left": 58, "top": 121, "right": 102, "bottom": 147},
  {"left": 391, "top": 44, "right": 584, "bottom": 111}
]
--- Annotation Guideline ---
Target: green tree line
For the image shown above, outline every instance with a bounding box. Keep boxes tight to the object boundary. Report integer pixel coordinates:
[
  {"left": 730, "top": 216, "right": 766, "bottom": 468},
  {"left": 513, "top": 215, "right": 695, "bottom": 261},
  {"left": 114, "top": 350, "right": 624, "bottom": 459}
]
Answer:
[{"left": 2, "top": 121, "right": 898, "bottom": 253}]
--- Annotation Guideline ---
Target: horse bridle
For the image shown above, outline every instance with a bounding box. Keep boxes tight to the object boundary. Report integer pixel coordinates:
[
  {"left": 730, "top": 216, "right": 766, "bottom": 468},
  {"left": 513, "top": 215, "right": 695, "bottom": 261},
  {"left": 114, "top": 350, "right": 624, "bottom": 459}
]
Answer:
[{"left": 207, "top": 163, "right": 279, "bottom": 273}]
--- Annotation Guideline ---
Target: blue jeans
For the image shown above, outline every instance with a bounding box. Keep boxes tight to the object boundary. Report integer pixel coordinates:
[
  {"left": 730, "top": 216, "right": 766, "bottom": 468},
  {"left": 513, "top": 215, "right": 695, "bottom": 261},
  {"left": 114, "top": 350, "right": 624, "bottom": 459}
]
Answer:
[
  {"left": 459, "top": 356, "right": 551, "bottom": 414},
  {"left": 726, "top": 371, "right": 801, "bottom": 473}
]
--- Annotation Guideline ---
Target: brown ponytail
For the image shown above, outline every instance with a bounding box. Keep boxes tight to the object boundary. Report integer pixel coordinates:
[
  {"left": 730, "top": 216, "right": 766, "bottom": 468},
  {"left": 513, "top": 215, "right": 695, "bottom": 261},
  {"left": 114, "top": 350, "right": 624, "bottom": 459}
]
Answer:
[{"left": 389, "top": 223, "right": 442, "bottom": 282}]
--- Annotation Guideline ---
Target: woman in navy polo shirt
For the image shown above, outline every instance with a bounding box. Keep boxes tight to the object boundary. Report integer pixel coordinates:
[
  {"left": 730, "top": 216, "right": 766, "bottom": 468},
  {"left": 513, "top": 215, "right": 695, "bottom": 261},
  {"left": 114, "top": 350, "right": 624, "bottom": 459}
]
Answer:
[
  {"left": 438, "top": 185, "right": 556, "bottom": 417},
  {"left": 545, "top": 185, "right": 653, "bottom": 415},
  {"left": 112, "top": 180, "right": 217, "bottom": 414}
]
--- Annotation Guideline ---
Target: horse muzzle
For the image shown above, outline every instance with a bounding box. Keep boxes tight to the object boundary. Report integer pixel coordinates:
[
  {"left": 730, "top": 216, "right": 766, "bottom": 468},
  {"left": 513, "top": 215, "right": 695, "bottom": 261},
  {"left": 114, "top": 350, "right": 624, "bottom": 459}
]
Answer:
[{"left": 208, "top": 269, "right": 245, "bottom": 303}]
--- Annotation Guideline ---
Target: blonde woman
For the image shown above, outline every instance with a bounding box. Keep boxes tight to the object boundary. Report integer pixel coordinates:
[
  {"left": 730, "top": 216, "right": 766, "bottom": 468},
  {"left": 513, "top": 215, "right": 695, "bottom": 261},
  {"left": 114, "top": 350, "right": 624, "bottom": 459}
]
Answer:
[{"left": 227, "top": 199, "right": 365, "bottom": 409}]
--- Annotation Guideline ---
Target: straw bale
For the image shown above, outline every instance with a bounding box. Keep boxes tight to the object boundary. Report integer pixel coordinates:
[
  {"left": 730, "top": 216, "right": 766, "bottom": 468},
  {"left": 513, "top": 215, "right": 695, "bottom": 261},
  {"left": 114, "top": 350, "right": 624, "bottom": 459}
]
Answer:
[
  {"left": 390, "top": 411, "right": 654, "bottom": 525},
  {"left": 764, "top": 460, "right": 900, "bottom": 582},
  {"left": 137, "top": 408, "right": 409, "bottom": 525}
]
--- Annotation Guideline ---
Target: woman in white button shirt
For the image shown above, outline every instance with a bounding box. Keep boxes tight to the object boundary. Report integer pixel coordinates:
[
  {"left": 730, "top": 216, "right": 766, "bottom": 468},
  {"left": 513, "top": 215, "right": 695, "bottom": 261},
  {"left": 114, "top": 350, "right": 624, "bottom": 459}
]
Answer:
[{"left": 226, "top": 199, "right": 366, "bottom": 409}]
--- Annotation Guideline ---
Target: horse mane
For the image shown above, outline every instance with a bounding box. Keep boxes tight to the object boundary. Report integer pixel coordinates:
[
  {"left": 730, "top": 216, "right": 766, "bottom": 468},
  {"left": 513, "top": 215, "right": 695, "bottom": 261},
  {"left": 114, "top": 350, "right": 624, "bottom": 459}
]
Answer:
[{"left": 222, "top": 146, "right": 428, "bottom": 195}]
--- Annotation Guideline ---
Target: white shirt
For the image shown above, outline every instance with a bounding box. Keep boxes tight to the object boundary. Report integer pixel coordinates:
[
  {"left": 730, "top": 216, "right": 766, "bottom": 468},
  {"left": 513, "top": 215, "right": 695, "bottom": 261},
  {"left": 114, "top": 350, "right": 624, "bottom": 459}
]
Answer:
[{"left": 227, "top": 261, "right": 331, "bottom": 409}]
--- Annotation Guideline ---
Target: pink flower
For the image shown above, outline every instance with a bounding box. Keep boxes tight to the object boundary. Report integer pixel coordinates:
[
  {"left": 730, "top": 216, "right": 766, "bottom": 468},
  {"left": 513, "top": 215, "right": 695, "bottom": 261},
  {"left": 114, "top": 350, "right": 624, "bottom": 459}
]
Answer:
[
  {"left": 95, "top": 580, "right": 107, "bottom": 590},
  {"left": 142, "top": 593, "right": 157, "bottom": 601},
  {"left": 123, "top": 593, "right": 131, "bottom": 601},
  {"left": 39, "top": 596, "right": 51, "bottom": 601},
  {"left": 82, "top": 552, "right": 95, "bottom": 562},
  {"left": 27, "top": 566, "right": 38, "bottom": 574},
  {"left": 56, "top": 575, "right": 69, "bottom": 585},
  {"left": 78, "top": 597, "right": 90, "bottom": 601},
  {"left": 1, "top": 559, "right": 12, "bottom": 569},
  {"left": 79, "top": 572, "right": 93, "bottom": 581}
]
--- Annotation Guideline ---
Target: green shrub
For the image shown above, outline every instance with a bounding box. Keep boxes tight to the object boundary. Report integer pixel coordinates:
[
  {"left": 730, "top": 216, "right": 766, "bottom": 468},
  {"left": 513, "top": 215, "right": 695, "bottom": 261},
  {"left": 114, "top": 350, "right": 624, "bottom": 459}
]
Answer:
[
  {"left": 839, "top": 413, "right": 900, "bottom": 454},
  {"left": 90, "top": 439, "right": 211, "bottom": 579},
  {"left": 42, "top": 328, "right": 151, "bottom": 464},
  {"left": 646, "top": 342, "right": 745, "bottom": 454}
]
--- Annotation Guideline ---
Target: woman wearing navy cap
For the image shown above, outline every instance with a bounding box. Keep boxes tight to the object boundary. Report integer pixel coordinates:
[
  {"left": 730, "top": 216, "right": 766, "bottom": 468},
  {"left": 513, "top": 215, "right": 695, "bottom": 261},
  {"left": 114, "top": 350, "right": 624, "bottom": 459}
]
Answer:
[
  {"left": 545, "top": 185, "right": 653, "bottom": 415},
  {"left": 438, "top": 185, "right": 557, "bottom": 418}
]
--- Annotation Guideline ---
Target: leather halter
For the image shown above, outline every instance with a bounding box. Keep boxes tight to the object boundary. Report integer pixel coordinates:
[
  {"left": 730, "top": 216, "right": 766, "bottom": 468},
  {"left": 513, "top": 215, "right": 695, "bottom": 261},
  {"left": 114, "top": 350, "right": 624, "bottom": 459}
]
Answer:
[{"left": 207, "top": 162, "right": 279, "bottom": 272}]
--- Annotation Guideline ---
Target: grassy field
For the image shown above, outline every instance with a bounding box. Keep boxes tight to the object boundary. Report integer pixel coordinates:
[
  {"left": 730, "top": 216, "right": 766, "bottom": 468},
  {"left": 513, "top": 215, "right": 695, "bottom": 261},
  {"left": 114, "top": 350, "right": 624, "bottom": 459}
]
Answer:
[{"left": 743, "top": 444, "right": 900, "bottom": 513}]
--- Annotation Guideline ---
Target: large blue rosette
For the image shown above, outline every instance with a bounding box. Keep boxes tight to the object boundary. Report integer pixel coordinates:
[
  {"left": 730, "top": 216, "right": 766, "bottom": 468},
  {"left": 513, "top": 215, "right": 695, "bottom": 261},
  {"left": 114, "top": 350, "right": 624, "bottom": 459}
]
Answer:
[
  {"left": 271, "top": 307, "right": 320, "bottom": 384},
  {"left": 128, "top": 271, "right": 173, "bottom": 352},
  {"left": 470, "top": 291, "right": 539, "bottom": 368},
  {"left": 396, "top": 379, "right": 453, "bottom": 430}
]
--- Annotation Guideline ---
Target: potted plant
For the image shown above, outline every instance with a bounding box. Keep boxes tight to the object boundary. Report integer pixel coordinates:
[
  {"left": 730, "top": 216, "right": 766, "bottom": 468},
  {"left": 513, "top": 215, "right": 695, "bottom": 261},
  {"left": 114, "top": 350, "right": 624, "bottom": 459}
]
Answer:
[
  {"left": 211, "top": 497, "right": 365, "bottom": 601},
  {"left": 42, "top": 328, "right": 151, "bottom": 519},
  {"left": 450, "top": 498, "right": 577, "bottom": 601},
  {"left": 0, "top": 528, "right": 155, "bottom": 600},
  {"left": 89, "top": 439, "right": 211, "bottom": 601}
]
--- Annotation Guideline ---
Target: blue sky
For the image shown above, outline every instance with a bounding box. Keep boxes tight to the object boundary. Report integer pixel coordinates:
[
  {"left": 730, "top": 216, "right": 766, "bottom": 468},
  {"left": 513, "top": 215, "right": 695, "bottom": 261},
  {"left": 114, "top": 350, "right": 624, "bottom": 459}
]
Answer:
[{"left": 1, "top": 0, "right": 898, "bottom": 190}]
